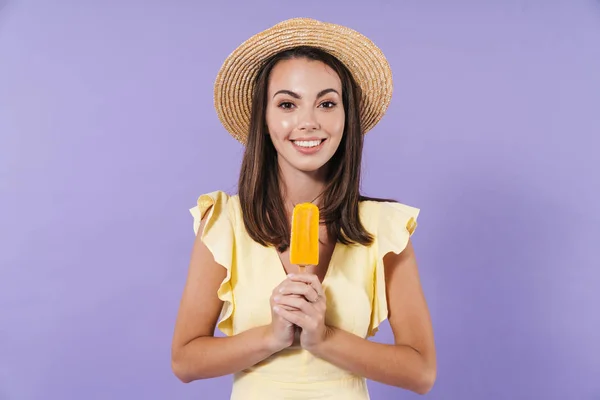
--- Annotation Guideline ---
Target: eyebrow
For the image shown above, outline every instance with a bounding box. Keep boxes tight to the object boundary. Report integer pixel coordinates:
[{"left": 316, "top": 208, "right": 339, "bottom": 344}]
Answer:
[{"left": 273, "top": 88, "right": 340, "bottom": 99}]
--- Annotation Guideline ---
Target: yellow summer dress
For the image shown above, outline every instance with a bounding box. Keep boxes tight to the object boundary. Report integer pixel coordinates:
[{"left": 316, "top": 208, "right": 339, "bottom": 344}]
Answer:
[{"left": 189, "top": 191, "right": 419, "bottom": 400}]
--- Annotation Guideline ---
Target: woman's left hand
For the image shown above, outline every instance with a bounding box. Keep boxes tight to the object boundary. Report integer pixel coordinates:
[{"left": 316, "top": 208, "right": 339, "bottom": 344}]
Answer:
[{"left": 273, "top": 273, "right": 331, "bottom": 352}]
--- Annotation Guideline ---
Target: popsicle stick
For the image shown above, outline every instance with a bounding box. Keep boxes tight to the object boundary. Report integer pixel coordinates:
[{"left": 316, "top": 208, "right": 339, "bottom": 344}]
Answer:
[{"left": 298, "top": 265, "right": 306, "bottom": 274}]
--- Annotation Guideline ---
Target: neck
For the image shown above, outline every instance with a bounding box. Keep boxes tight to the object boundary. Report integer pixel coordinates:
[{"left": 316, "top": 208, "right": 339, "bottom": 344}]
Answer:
[{"left": 278, "top": 160, "right": 327, "bottom": 213}]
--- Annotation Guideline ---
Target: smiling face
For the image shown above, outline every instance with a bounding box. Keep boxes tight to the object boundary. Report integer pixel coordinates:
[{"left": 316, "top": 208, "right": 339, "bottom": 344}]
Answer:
[
  {"left": 238, "top": 46, "right": 370, "bottom": 252},
  {"left": 265, "top": 57, "right": 345, "bottom": 175}
]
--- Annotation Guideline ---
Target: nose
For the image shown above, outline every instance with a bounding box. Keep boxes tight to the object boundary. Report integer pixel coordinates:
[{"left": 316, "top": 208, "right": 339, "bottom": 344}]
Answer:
[{"left": 298, "top": 109, "right": 320, "bottom": 131}]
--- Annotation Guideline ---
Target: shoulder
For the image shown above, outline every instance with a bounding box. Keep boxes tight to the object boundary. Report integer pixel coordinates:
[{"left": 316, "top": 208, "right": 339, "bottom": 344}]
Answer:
[
  {"left": 359, "top": 197, "right": 420, "bottom": 238},
  {"left": 189, "top": 190, "right": 241, "bottom": 236},
  {"left": 363, "top": 197, "right": 422, "bottom": 336}
]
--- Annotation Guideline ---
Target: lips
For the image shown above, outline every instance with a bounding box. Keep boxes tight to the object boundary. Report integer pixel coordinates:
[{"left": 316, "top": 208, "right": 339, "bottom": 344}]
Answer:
[
  {"left": 290, "top": 138, "right": 326, "bottom": 154},
  {"left": 291, "top": 139, "right": 325, "bottom": 148}
]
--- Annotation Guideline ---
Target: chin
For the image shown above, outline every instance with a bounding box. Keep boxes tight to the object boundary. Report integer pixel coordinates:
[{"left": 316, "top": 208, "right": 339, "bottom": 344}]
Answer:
[
  {"left": 292, "top": 161, "right": 328, "bottom": 173},
  {"left": 275, "top": 142, "right": 338, "bottom": 175},
  {"left": 284, "top": 155, "right": 331, "bottom": 174}
]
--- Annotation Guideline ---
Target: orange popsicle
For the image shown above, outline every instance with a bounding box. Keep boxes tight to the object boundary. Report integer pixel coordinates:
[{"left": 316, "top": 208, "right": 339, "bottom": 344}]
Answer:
[{"left": 289, "top": 203, "right": 320, "bottom": 269}]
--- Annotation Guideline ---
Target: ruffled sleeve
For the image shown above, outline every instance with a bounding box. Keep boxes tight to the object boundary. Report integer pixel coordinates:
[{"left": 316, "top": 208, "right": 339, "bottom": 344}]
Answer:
[
  {"left": 368, "top": 201, "right": 420, "bottom": 337},
  {"left": 189, "top": 190, "right": 235, "bottom": 336}
]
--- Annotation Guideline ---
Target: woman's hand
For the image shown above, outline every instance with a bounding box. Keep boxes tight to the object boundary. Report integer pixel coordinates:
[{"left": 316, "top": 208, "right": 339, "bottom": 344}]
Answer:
[
  {"left": 273, "top": 273, "right": 331, "bottom": 352},
  {"left": 266, "top": 278, "right": 298, "bottom": 353}
]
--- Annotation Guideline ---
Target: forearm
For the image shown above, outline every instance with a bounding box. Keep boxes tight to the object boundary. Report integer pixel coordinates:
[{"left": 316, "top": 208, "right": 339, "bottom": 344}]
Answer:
[
  {"left": 172, "top": 325, "right": 277, "bottom": 382},
  {"left": 311, "top": 327, "right": 435, "bottom": 394}
]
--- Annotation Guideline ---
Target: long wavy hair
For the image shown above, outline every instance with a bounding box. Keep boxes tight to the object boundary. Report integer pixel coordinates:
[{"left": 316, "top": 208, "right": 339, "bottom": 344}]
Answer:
[{"left": 237, "top": 46, "right": 394, "bottom": 252}]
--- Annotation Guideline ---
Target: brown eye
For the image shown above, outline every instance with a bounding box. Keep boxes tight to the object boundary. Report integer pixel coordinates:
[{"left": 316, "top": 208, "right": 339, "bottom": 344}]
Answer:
[
  {"left": 320, "top": 101, "right": 337, "bottom": 108},
  {"left": 278, "top": 102, "right": 295, "bottom": 109}
]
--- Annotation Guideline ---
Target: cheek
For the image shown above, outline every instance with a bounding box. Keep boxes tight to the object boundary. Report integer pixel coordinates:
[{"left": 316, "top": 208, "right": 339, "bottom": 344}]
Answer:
[
  {"left": 323, "top": 112, "right": 345, "bottom": 137},
  {"left": 278, "top": 118, "right": 294, "bottom": 131},
  {"left": 266, "top": 108, "right": 295, "bottom": 138}
]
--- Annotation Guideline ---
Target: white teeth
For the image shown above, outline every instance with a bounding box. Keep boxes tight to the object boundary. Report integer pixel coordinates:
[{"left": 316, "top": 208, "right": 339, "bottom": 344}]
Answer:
[{"left": 293, "top": 140, "right": 322, "bottom": 148}]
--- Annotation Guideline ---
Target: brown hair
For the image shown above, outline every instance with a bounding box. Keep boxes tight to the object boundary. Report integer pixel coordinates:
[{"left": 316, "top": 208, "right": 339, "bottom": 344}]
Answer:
[{"left": 237, "top": 46, "right": 394, "bottom": 252}]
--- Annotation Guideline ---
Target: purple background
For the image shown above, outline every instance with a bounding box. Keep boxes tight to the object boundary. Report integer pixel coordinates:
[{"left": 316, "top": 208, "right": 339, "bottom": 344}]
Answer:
[{"left": 1, "top": 1, "right": 599, "bottom": 399}]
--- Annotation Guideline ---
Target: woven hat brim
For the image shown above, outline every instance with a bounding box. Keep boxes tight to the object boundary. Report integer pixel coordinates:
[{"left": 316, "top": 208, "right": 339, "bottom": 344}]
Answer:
[{"left": 214, "top": 18, "right": 393, "bottom": 145}]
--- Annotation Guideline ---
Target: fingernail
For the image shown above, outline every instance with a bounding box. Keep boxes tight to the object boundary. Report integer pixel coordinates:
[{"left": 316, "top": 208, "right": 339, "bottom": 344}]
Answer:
[
  {"left": 273, "top": 306, "right": 280, "bottom": 312},
  {"left": 274, "top": 296, "right": 280, "bottom": 302},
  {"left": 287, "top": 273, "right": 294, "bottom": 277}
]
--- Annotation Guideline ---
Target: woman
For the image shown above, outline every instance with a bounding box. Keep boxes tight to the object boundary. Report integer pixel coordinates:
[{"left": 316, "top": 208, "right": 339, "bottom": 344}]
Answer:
[{"left": 171, "top": 18, "right": 436, "bottom": 399}]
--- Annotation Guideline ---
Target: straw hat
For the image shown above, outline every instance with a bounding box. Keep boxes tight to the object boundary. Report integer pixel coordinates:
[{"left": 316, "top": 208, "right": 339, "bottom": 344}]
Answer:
[{"left": 213, "top": 17, "right": 394, "bottom": 145}]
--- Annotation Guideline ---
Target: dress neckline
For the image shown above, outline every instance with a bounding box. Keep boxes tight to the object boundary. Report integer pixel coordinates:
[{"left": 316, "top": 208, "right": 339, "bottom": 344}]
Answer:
[{"left": 269, "top": 240, "right": 340, "bottom": 285}]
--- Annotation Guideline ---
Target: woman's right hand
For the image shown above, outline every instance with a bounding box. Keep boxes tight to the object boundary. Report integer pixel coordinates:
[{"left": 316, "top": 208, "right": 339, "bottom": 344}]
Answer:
[{"left": 265, "top": 278, "right": 297, "bottom": 352}]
